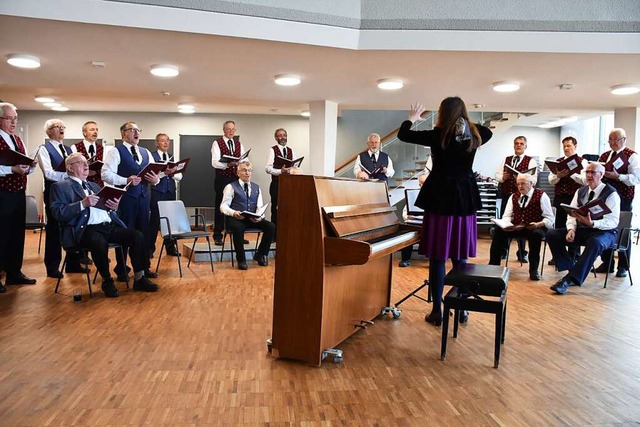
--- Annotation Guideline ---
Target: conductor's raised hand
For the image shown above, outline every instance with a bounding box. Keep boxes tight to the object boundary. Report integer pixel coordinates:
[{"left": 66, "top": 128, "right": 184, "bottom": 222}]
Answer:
[{"left": 408, "top": 103, "right": 426, "bottom": 123}]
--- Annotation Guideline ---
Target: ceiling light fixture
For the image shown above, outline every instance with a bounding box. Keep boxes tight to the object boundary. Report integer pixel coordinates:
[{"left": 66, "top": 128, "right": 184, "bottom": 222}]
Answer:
[
  {"left": 35, "top": 96, "right": 55, "bottom": 103},
  {"left": 43, "top": 102, "right": 62, "bottom": 108},
  {"left": 178, "top": 103, "right": 195, "bottom": 114},
  {"left": 492, "top": 81, "right": 520, "bottom": 93},
  {"left": 7, "top": 53, "right": 41, "bottom": 69},
  {"left": 274, "top": 74, "right": 301, "bottom": 86},
  {"left": 150, "top": 64, "right": 179, "bottom": 77},
  {"left": 300, "top": 110, "right": 310, "bottom": 117},
  {"left": 611, "top": 84, "right": 640, "bottom": 95},
  {"left": 377, "top": 78, "right": 403, "bottom": 90},
  {"left": 51, "top": 106, "right": 69, "bottom": 112}
]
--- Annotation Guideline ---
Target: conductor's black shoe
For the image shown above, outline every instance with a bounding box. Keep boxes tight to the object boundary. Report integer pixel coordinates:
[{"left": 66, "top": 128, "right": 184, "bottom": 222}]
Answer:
[
  {"left": 616, "top": 268, "right": 629, "bottom": 278},
  {"left": 238, "top": 261, "right": 248, "bottom": 270},
  {"left": 133, "top": 276, "right": 159, "bottom": 292},
  {"left": 529, "top": 271, "right": 541, "bottom": 281},
  {"left": 101, "top": 278, "right": 119, "bottom": 298},
  {"left": 6, "top": 273, "right": 37, "bottom": 285},
  {"left": 253, "top": 254, "right": 268, "bottom": 266},
  {"left": 398, "top": 260, "right": 411, "bottom": 267},
  {"left": 595, "top": 263, "right": 614, "bottom": 273},
  {"left": 144, "top": 270, "right": 158, "bottom": 279}
]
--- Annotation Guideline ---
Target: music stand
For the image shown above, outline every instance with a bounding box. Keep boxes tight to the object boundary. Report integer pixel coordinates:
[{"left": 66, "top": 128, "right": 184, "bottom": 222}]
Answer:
[{"left": 394, "top": 189, "right": 431, "bottom": 307}]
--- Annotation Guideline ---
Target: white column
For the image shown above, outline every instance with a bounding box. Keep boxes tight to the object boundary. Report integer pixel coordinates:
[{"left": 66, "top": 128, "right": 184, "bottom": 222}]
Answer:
[
  {"left": 308, "top": 100, "right": 338, "bottom": 176},
  {"left": 614, "top": 107, "right": 639, "bottom": 150}
]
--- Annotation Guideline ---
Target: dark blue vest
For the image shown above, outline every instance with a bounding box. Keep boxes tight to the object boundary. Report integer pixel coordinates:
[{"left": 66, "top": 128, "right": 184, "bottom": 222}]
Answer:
[
  {"left": 116, "top": 144, "right": 150, "bottom": 197},
  {"left": 359, "top": 151, "right": 389, "bottom": 181},
  {"left": 576, "top": 183, "right": 616, "bottom": 229},
  {"left": 44, "top": 141, "right": 72, "bottom": 194},
  {"left": 229, "top": 180, "right": 259, "bottom": 213},
  {"left": 151, "top": 151, "right": 176, "bottom": 194}
]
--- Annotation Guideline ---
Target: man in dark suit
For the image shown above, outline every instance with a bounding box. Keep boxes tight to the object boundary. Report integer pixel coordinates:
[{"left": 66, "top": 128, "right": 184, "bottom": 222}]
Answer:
[
  {"left": 547, "top": 162, "right": 620, "bottom": 294},
  {"left": 220, "top": 161, "right": 274, "bottom": 270},
  {"left": 0, "top": 102, "right": 36, "bottom": 293},
  {"left": 149, "top": 133, "right": 181, "bottom": 257},
  {"left": 50, "top": 153, "right": 159, "bottom": 297}
]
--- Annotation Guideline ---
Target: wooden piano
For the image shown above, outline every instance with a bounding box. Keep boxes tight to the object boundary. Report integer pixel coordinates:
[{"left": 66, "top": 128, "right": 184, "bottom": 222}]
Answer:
[{"left": 271, "top": 175, "right": 421, "bottom": 366}]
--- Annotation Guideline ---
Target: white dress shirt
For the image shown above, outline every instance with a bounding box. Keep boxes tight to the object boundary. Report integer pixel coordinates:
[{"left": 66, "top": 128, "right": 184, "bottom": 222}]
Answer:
[
  {"left": 36, "top": 140, "right": 68, "bottom": 182},
  {"left": 220, "top": 179, "right": 265, "bottom": 218},
  {"left": 353, "top": 150, "right": 395, "bottom": 178},
  {"left": 501, "top": 188, "right": 555, "bottom": 229},
  {"left": 211, "top": 137, "right": 246, "bottom": 170},
  {"left": 566, "top": 182, "right": 620, "bottom": 231},
  {"left": 605, "top": 147, "right": 640, "bottom": 186},
  {"left": 102, "top": 142, "right": 155, "bottom": 186}
]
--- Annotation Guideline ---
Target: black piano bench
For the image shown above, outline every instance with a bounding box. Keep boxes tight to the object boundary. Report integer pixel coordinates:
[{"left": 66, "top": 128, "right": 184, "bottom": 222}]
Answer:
[{"left": 440, "top": 263, "right": 510, "bottom": 368}]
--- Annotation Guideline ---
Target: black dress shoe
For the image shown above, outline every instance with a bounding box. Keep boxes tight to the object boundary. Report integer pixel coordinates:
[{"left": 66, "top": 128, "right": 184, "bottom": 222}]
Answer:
[
  {"left": 253, "top": 254, "right": 268, "bottom": 266},
  {"left": 398, "top": 260, "right": 411, "bottom": 267},
  {"left": 80, "top": 256, "right": 94, "bottom": 265},
  {"left": 101, "top": 279, "right": 119, "bottom": 298},
  {"left": 529, "top": 271, "right": 541, "bottom": 281},
  {"left": 424, "top": 311, "right": 442, "bottom": 326},
  {"left": 133, "top": 276, "right": 159, "bottom": 292},
  {"left": 116, "top": 273, "right": 129, "bottom": 283},
  {"left": 238, "top": 261, "right": 248, "bottom": 270},
  {"left": 595, "top": 263, "right": 614, "bottom": 273},
  {"left": 550, "top": 276, "right": 572, "bottom": 294},
  {"left": 66, "top": 266, "right": 90, "bottom": 274},
  {"left": 548, "top": 258, "right": 556, "bottom": 266},
  {"left": 6, "top": 273, "right": 37, "bottom": 285},
  {"left": 47, "top": 270, "right": 64, "bottom": 279},
  {"left": 0, "top": 282, "right": 6, "bottom": 293},
  {"left": 214, "top": 239, "right": 223, "bottom": 246},
  {"left": 616, "top": 268, "right": 629, "bottom": 278},
  {"left": 144, "top": 270, "right": 158, "bottom": 279}
]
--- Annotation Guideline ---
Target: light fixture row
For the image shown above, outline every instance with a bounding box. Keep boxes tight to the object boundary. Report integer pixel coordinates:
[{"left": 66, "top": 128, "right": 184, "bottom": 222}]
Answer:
[{"left": 34, "top": 96, "right": 69, "bottom": 112}]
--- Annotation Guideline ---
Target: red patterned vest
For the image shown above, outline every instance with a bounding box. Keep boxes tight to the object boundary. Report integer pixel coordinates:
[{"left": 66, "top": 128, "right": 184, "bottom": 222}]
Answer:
[
  {"left": 599, "top": 147, "right": 635, "bottom": 201},
  {"left": 271, "top": 144, "right": 292, "bottom": 182},
  {"left": 501, "top": 155, "right": 532, "bottom": 196},
  {"left": 554, "top": 155, "right": 584, "bottom": 197},
  {"left": 74, "top": 140, "right": 104, "bottom": 187},
  {"left": 0, "top": 134, "right": 28, "bottom": 192},
  {"left": 215, "top": 137, "right": 242, "bottom": 178},
  {"left": 511, "top": 188, "right": 544, "bottom": 225}
]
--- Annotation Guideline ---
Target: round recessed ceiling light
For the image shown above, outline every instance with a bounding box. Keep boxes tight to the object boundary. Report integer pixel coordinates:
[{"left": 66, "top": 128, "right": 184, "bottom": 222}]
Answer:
[
  {"left": 274, "top": 74, "right": 301, "bottom": 86},
  {"left": 178, "top": 109, "right": 195, "bottom": 114},
  {"left": 178, "top": 103, "right": 194, "bottom": 110},
  {"left": 377, "top": 78, "right": 404, "bottom": 90},
  {"left": 492, "top": 81, "right": 520, "bottom": 92},
  {"left": 300, "top": 110, "right": 310, "bottom": 117},
  {"left": 150, "top": 64, "right": 179, "bottom": 77},
  {"left": 35, "top": 96, "right": 55, "bottom": 103},
  {"left": 43, "top": 102, "right": 62, "bottom": 108},
  {"left": 611, "top": 84, "right": 640, "bottom": 95},
  {"left": 7, "top": 53, "right": 41, "bottom": 69},
  {"left": 51, "top": 106, "right": 69, "bottom": 112}
]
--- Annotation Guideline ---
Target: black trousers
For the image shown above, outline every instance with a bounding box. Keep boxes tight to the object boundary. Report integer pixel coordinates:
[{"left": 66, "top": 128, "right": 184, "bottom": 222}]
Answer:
[
  {"left": 79, "top": 223, "right": 147, "bottom": 280},
  {"left": 44, "top": 189, "right": 81, "bottom": 274},
  {"left": 213, "top": 174, "right": 235, "bottom": 240},
  {"left": 489, "top": 227, "right": 546, "bottom": 273},
  {"left": 225, "top": 216, "right": 275, "bottom": 262},
  {"left": 149, "top": 189, "right": 177, "bottom": 255},
  {"left": 269, "top": 180, "right": 279, "bottom": 228},
  {"left": 116, "top": 192, "right": 151, "bottom": 274},
  {"left": 0, "top": 190, "right": 26, "bottom": 276}
]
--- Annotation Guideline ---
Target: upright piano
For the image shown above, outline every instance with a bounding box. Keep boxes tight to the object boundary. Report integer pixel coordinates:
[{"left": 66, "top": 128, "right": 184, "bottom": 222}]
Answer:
[{"left": 271, "top": 175, "right": 421, "bottom": 366}]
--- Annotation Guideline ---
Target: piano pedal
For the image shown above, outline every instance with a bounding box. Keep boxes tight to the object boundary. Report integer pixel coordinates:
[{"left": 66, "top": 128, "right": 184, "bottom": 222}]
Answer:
[
  {"left": 380, "top": 306, "right": 402, "bottom": 319},
  {"left": 322, "top": 348, "right": 343, "bottom": 363}
]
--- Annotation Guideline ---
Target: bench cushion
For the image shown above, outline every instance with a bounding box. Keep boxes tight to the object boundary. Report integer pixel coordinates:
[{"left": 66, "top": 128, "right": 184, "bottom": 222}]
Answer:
[{"left": 445, "top": 263, "right": 509, "bottom": 297}]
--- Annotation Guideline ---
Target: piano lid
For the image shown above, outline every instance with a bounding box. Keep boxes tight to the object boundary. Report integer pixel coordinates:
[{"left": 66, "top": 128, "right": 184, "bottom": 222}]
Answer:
[{"left": 322, "top": 202, "right": 398, "bottom": 238}]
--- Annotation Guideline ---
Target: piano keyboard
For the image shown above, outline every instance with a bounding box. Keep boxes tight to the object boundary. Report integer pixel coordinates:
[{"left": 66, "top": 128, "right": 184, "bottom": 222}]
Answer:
[{"left": 371, "top": 231, "right": 418, "bottom": 254}]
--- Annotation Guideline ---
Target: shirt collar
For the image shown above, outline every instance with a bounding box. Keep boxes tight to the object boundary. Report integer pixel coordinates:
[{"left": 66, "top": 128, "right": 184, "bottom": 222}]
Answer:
[
  {"left": 69, "top": 176, "right": 82, "bottom": 185},
  {"left": 0, "top": 129, "right": 12, "bottom": 145}
]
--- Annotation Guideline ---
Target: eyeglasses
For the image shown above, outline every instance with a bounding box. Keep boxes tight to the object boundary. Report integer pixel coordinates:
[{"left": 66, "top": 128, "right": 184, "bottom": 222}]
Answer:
[
  {"left": 68, "top": 161, "right": 88, "bottom": 166},
  {"left": 608, "top": 137, "right": 626, "bottom": 143},
  {"left": 124, "top": 128, "right": 142, "bottom": 133},
  {"left": 585, "top": 170, "right": 602, "bottom": 174},
  {"left": 1, "top": 116, "right": 18, "bottom": 122},
  {"left": 50, "top": 125, "right": 66, "bottom": 130}
]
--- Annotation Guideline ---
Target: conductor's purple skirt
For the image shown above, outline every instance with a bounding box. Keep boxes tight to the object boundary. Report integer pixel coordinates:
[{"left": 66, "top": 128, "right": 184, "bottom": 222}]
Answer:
[{"left": 418, "top": 213, "right": 477, "bottom": 261}]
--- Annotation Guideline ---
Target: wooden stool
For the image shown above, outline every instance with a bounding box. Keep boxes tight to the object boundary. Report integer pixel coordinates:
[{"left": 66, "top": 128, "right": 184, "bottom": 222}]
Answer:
[{"left": 440, "top": 264, "right": 509, "bottom": 368}]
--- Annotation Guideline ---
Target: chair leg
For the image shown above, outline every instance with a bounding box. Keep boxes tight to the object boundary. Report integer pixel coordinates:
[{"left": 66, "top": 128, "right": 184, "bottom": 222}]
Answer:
[
  {"left": 504, "top": 238, "right": 512, "bottom": 267},
  {"left": 175, "top": 240, "right": 183, "bottom": 277},
  {"left": 604, "top": 251, "right": 616, "bottom": 288},
  {"left": 188, "top": 238, "right": 196, "bottom": 268},
  {"left": 38, "top": 229, "right": 43, "bottom": 254},
  {"left": 219, "top": 232, "right": 226, "bottom": 262},
  {"left": 155, "top": 240, "right": 165, "bottom": 273},
  {"left": 441, "top": 304, "right": 450, "bottom": 361},
  {"left": 229, "top": 233, "right": 235, "bottom": 267},
  {"left": 54, "top": 253, "right": 68, "bottom": 294},
  {"left": 116, "top": 246, "right": 129, "bottom": 289},
  {"left": 540, "top": 241, "right": 547, "bottom": 276},
  {"left": 494, "top": 304, "right": 503, "bottom": 368},
  {"left": 206, "top": 237, "right": 214, "bottom": 272}
]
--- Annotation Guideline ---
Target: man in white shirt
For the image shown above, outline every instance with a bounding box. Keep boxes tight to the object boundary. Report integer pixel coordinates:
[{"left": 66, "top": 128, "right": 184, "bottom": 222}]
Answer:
[
  {"left": 72, "top": 120, "right": 104, "bottom": 187},
  {"left": 548, "top": 162, "right": 620, "bottom": 294},
  {"left": 354, "top": 133, "right": 395, "bottom": 181},
  {"left": 265, "top": 128, "right": 302, "bottom": 228},
  {"left": 220, "top": 162, "right": 274, "bottom": 270}
]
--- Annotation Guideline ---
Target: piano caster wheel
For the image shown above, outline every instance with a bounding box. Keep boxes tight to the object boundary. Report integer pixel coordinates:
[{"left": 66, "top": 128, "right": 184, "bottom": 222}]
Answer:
[
  {"left": 392, "top": 310, "right": 401, "bottom": 319},
  {"left": 266, "top": 338, "right": 273, "bottom": 353},
  {"left": 380, "top": 307, "right": 402, "bottom": 319},
  {"left": 322, "top": 348, "right": 343, "bottom": 364},
  {"left": 333, "top": 356, "right": 343, "bottom": 363}
]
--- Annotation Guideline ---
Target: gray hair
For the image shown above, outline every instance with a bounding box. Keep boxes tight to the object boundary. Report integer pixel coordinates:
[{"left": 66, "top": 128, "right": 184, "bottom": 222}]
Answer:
[{"left": 44, "top": 118, "right": 63, "bottom": 134}]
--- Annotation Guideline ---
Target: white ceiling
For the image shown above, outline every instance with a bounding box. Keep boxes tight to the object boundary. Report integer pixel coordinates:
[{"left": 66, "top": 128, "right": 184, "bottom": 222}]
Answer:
[{"left": 1, "top": 11, "right": 639, "bottom": 124}]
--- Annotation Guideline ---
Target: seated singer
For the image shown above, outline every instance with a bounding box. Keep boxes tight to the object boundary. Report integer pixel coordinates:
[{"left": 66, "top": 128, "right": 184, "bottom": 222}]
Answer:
[
  {"left": 220, "top": 161, "right": 275, "bottom": 270},
  {"left": 489, "top": 173, "right": 554, "bottom": 280},
  {"left": 50, "top": 153, "right": 160, "bottom": 298},
  {"left": 548, "top": 162, "right": 620, "bottom": 295}
]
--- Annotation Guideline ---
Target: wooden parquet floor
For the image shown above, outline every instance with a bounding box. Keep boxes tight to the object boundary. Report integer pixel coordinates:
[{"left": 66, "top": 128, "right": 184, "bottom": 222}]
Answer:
[{"left": 1, "top": 232, "right": 640, "bottom": 426}]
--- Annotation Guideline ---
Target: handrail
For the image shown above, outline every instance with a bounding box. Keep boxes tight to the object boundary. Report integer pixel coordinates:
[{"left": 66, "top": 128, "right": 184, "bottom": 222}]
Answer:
[{"left": 334, "top": 111, "right": 434, "bottom": 174}]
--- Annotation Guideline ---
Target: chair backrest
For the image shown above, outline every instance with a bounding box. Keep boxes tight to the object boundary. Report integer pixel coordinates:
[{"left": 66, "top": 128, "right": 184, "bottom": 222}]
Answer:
[
  {"left": 25, "top": 195, "right": 41, "bottom": 224},
  {"left": 158, "top": 200, "right": 192, "bottom": 236},
  {"left": 616, "top": 211, "right": 633, "bottom": 250}
]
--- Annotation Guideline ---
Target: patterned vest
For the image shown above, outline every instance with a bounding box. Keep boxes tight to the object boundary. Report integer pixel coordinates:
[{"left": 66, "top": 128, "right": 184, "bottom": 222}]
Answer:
[
  {"left": 576, "top": 184, "right": 617, "bottom": 229},
  {"left": 501, "top": 155, "right": 532, "bottom": 196},
  {"left": 151, "top": 151, "right": 176, "bottom": 194},
  {"left": 116, "top": 144, "right": 150, "bottom": 197},
  {"left": 74, "top": 140, "right": 104, "bottom": 187},
  {"left": 271, "top": 144, "right": 293, "bottom": 182},
  {"left": 215, "top": 137, "right": 241, "bottom": 178},
  {"left": 599, "top": 148, "right": 635, "bottom": 201},
  {"left": 43, "top": 141, "right": 72, "bottom": 195},
  {"left": 359, "top": 151, "right": 390, "bottom": 182},
  {"left": 229, "top": 180, "right": 259, "bottom": 213},
  {"left": 511, "top": 188, "right": 544, "bottom": 224},
  {"left": 554, "top": 155, "right": 584, "bottom": 197},
  {"left": 0, "top": 134, "right": 28, "bottom": 192}
]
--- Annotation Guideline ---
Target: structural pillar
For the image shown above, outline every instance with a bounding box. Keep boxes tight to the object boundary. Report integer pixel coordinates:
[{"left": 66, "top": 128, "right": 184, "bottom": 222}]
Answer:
[
  {"left": 308, "top": 100, "right": 338, "bottom": 176},
  {"left": 614, "top": 107, "right": 639, "bottom": 150}
]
